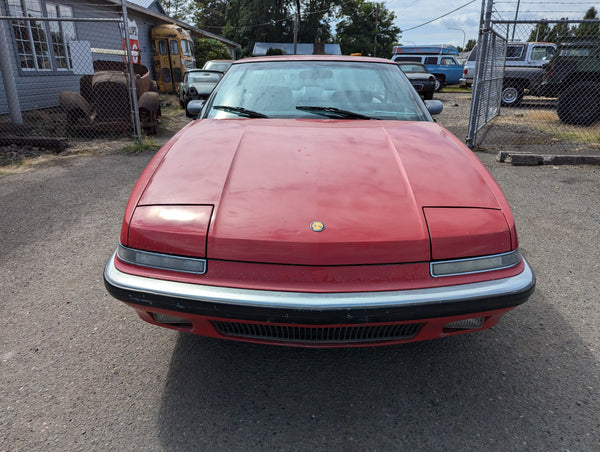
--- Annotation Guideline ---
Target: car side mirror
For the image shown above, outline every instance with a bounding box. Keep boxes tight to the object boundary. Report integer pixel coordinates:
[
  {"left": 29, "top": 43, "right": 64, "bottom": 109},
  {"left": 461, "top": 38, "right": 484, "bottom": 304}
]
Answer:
[
  {"left": 186, "top": 100, "right": 205, "bottom": 117},
  {"left": 424, "top": 100, "right": 443, "bottom": 115}
]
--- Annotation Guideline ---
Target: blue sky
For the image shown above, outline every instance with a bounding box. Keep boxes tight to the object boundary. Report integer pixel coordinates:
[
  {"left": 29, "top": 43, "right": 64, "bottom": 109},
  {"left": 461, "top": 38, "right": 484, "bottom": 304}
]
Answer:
[{"left": 386, "top": 0, "right": 599, "bottom": 48}]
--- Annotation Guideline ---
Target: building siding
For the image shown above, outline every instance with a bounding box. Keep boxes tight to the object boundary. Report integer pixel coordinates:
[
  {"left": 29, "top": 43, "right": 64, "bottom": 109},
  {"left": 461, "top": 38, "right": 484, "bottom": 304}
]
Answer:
[{"left": 0, "top": 0, "right": 181, "bottom": 115}]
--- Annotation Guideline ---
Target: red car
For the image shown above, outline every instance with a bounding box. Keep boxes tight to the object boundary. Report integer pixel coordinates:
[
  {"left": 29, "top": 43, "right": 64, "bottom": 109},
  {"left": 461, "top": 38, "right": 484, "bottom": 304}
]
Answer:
[{"left": 104, "top": 56, "right": 535, "bottom": 347}]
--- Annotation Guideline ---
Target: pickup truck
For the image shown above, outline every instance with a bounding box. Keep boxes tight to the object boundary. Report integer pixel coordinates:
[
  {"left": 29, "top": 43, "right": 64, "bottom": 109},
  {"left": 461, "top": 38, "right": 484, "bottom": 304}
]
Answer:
[
  {"left": 536, "top": 37, "right": 600, "bottom": 125},
  {"left": 392, "top": 45, "right": 463, "bottom": 91},
  {"left": 460, "top": 42, "right": 556, "bottom": 106}
]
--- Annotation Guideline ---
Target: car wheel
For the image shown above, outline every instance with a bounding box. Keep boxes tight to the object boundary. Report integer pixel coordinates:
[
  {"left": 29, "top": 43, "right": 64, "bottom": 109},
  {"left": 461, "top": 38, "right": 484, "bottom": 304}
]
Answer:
[
  {"left": 423, "top": 91, "right": 434, "bottom": 100},
  {"left": 557, "top": 81, "right": 600, "bottom": 126},
  {"left": 501, "top": 85, "right": 524, "bottom": 107},
  {"left": 434, "top": 76, "right": 444, "bottom": 92}
]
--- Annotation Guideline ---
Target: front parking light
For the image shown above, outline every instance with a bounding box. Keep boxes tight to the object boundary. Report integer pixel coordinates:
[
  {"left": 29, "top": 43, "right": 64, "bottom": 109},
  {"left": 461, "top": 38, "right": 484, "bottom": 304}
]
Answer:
[
  {"left": 431, "top": 249, "right": 521, "bottom": 277},
  {"left": 117, "top": 244, "right": 207, "bottom": 274}
]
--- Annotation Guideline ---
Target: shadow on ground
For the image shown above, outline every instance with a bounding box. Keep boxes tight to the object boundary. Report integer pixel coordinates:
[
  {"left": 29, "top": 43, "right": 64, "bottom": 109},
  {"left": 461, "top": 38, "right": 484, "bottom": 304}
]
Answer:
[{"left": 156, "top": 291, "right": 598, "bottom": 451}]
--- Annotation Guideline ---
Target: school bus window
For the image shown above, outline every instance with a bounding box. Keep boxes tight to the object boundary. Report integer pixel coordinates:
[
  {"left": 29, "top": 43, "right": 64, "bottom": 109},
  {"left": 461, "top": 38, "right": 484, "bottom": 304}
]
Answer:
[
  {"left": 170, "top": 40, "right": 179, "bottom": 55},
  {"left": 182, "top": 40, "right": 193, "bottom": 56},
  {"left": 173, "top": 67, "right": 182, "bottom": 82},
  {"left": 159, "top": 39, "right": 168, "bottom": 55},
  {"left": 162, "top": 68, "right": 171, "bottom": 83}
]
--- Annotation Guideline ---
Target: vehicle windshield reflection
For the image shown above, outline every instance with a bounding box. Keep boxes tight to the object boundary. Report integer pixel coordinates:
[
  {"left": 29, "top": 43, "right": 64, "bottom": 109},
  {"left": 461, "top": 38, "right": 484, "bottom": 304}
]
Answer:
[{"left": 204, "top": 61, "right": 430, "bottom": 121}]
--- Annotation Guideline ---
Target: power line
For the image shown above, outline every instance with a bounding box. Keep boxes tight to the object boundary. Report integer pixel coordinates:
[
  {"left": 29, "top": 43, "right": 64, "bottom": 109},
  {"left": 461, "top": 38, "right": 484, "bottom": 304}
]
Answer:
[{"left": 400, "top": 0, "right": 477, "bottom": 32}]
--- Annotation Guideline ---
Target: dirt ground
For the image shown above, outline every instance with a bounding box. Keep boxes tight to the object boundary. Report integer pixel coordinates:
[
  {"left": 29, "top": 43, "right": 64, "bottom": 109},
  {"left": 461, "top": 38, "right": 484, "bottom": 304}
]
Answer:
[
  {"left": 435, "top": 91, "right": 600, "bottom": 156},
  {"left": 0, "top": 95, "right": 189, "bottom": 169}
]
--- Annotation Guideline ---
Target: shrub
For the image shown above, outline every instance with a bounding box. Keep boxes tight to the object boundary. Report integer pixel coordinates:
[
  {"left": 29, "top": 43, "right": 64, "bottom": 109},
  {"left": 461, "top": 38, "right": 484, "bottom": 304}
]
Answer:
[{"left": 195, "top": 38, "right": 232, "bottom": 68}]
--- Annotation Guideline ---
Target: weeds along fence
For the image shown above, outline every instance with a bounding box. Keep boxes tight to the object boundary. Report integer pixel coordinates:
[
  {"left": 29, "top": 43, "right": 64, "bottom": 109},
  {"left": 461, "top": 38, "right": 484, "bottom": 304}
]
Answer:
[
  {"left": 469, "top": 0, "right": 600, "bottom": 154},
  {"left": 0, "top": 1, "right": 152, "bottom": 163}
]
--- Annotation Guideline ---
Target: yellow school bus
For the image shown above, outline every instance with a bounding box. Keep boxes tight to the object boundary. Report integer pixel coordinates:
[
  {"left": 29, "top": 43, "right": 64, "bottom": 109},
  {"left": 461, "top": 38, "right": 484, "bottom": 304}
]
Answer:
[{"left": 151, "top": 24, "right": 196, "bottom": 93}]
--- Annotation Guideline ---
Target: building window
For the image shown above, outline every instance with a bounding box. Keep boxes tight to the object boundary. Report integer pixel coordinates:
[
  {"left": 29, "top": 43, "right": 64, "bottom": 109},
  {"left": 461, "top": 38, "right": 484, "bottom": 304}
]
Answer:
[
  {"left": 46, "top": 3, "right": 75, "bottom": 70},
  {"left": 7, "top": 0, "right": 77, "bottom": 72}
]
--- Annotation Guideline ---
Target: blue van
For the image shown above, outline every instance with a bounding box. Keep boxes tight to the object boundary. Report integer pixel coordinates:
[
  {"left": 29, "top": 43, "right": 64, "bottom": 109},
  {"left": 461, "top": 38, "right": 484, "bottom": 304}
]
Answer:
[{"left": 391, "top": 45, "right": 463, "bottom": 90}]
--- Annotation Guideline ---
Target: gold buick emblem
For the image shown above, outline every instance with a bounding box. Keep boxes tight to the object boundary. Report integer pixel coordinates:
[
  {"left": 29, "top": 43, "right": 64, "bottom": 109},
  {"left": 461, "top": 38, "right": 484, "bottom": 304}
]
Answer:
[{"left": 310, "top": 221, "right": 325, "bottom": 232}]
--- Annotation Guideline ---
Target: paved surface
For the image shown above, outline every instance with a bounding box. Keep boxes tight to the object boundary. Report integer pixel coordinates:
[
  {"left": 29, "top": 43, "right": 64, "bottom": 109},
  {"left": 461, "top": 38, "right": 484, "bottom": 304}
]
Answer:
[{"left": 1, "top": 140, "right": 599, "bottom": 450}]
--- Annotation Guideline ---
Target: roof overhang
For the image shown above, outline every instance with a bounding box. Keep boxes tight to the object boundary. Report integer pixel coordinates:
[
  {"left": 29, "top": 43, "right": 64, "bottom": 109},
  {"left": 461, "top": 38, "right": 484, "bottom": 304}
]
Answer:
[{"left": 107, "top": 0, "right": 240, "bottom": 48}]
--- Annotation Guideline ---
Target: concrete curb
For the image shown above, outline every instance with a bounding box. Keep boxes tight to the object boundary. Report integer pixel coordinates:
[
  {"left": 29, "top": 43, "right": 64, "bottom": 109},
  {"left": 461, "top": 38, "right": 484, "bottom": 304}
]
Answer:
[{"left": 496, "top": 151, "right": 600, "bottom": 166}]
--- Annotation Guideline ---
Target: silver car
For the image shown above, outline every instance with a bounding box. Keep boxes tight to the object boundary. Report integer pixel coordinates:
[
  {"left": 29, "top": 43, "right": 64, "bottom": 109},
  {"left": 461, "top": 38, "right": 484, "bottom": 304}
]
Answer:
[{"left": 178, "top": 69, "right": 224, "bottom": 116}]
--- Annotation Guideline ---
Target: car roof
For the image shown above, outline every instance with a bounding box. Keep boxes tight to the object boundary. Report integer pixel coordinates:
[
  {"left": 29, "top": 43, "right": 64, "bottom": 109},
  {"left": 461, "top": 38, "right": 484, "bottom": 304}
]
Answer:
[
  {"left": 232, "top": 55, "right": 397, "bottom": 65},
  {"left": 186, "top": 69, "right": 224, "bottom": 74}
]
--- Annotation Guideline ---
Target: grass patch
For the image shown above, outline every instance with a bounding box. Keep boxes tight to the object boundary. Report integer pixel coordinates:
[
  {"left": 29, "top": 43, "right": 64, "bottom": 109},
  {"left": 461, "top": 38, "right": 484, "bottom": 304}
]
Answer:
[
  {"left": 495, "top": 109, "right": 600, "bottom": 146},
  {"left": 442, "top": 85, "right": 471, "bottom": 93},
  {"left": 123, "top": 138, "right": 161, "bottom": 154}
]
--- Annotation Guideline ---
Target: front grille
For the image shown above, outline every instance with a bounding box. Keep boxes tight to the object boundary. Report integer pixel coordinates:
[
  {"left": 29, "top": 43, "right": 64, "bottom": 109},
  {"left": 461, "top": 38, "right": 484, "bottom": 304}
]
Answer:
[{"left": 211, "top": 321, "right": 423, "bottom": 344}]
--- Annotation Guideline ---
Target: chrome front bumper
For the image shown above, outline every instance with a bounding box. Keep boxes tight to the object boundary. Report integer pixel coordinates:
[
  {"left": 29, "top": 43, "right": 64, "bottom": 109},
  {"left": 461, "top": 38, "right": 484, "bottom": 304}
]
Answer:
[{"left": 104, "top": 251, "right": 535, "bottom": 323}]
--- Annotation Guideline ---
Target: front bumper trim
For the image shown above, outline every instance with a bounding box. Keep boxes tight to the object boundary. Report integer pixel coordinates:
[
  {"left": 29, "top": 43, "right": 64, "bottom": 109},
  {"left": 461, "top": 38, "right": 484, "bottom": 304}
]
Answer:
[{"left": 104, "top": 251, "right": 535, "bottom": 320}]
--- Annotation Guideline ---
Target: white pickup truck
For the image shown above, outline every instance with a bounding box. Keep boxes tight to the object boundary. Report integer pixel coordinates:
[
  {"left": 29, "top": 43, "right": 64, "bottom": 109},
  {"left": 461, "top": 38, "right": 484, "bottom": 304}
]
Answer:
[{"left": 460, "top": 42, "right": 556, "bottom": 106}]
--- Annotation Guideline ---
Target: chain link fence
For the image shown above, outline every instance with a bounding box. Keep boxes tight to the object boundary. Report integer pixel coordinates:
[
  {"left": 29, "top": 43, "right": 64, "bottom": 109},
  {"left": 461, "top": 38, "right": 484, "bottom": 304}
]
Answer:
[
  {"left": 468, "top": 1, "right": 600, "bottom": 155},
  {"left": 0, "top": 2, "right": 159, "bottom": 165}
]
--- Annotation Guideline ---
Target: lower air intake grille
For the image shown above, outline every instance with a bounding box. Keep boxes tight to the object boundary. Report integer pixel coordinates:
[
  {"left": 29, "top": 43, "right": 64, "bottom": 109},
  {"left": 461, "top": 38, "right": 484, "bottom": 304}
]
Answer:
[{"left": 212, "top": 321, "right": 423, "bottom": 344}]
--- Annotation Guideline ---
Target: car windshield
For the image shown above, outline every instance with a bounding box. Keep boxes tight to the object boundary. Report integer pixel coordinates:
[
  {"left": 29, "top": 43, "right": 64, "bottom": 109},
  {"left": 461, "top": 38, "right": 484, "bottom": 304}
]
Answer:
[
  {"left": 204, "top": 60, "right": 430, "bottom": 121},
  {"left": 398, "top": 64, "right": 427, "bottom": 73},
  {"left": 187, "top": 72, "right": 222, "bottom": 83},
  {"left": 204, "top": 61, "right": 231, "bottom": 72}
]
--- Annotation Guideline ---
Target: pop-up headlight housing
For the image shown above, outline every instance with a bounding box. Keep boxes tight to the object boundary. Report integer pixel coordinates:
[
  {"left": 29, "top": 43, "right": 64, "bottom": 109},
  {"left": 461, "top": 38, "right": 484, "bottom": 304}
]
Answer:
[
  {"left": 119, "top": 205, "right": 213, "bottom": 274},
  {"left": 424, "top": 207, "right": 520, "bottom": 277}
]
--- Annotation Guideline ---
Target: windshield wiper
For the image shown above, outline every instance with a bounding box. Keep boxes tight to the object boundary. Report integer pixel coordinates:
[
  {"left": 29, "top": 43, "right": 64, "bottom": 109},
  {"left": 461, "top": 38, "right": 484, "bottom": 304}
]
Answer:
[
  {"left": 296, "top": 106, "right": 379, "bottom": 120},
  {"left": 212, "top": 105, "right": 269, "bottom": 118}
]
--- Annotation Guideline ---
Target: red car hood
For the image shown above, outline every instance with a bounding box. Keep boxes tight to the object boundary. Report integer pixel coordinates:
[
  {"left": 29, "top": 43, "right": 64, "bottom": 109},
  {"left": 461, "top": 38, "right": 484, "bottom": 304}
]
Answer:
[{"left": 139, "top": 119, "right": 502, "bottom": 265}]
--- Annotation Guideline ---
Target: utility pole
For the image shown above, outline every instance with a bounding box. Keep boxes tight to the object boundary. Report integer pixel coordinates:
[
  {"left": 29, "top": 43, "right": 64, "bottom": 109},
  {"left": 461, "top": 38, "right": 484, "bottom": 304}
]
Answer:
[
  {"left": 511, "top": 0, "right": 521, "bottom": 41},
  {"left": 293, "top": 0, "right": 300, "bottom": 55},
  {"left": 373, "top": 4, "right": 379, "bottom": 57}
]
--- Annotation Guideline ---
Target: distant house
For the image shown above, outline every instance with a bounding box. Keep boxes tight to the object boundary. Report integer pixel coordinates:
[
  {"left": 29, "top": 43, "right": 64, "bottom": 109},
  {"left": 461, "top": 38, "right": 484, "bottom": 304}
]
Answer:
[
  {"left": 252, "top": 42, "right": 342, "bottom": 56},
  {"left": 0, "top": 0, "right": 239, "bottom": 115}
]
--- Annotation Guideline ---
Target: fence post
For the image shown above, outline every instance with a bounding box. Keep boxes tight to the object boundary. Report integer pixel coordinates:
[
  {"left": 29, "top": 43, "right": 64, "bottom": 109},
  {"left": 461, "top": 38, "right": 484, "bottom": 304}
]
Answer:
[
  {"left": 120, "top": 0, "right": 142, "bottom": 142},
  {"left": 467, "top": 0, "right": 494, "bottom": 148},
  {"left": 0, "top": 20, "right": 23, "bottom": 124}
]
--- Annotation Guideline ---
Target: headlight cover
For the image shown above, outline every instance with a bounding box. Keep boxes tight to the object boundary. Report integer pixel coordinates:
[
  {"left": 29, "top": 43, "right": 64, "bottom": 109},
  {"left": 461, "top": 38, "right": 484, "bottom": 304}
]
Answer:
[
  {"left": 117, "top": 243, "right": 207, "bottom": 274},
  {"left": 431, "top": 249, "right": 521, "bottom": 277}
]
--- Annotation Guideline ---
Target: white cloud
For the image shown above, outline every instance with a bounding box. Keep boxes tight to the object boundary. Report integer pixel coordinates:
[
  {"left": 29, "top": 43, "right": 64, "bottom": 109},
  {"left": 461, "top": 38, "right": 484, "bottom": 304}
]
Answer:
[{"left": 385, "top": 0, "right": 597, "bottom": 47}]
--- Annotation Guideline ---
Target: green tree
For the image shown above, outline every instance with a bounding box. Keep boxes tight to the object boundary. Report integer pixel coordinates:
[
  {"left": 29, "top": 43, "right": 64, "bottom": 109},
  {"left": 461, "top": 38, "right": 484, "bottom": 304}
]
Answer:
[
  {"left": 464, "top": 38, "right": 476, "bottom": 52},
  {"left": 296, "top": 0, "right": 341, "bottom": 43},
  {"left": 575, "top": 7, "right": 599, "bottom": 37},
  {"left": 163, "top": 0, "right": 191, "bottom": 21},
  {"left": 335, "top": 0, "right": 401, "bottom": 57},
  {"left": 192, "top": 0, "right": 228, "bottom": 35},
  {"left": 549, "top": 19, "right": 576, "bottom": 42},
  {"left": 528, "top": 21, "right": 552, "bottom": 42},
  {"left": 222, "top": 0, "right": 293, "bottom": 56},
  {"left": 195, "top": 38, "right": 232, "bottom": 68}
]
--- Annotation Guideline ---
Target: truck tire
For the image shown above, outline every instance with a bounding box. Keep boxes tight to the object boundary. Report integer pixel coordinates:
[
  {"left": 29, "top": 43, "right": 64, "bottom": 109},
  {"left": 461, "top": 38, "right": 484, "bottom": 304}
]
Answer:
[
  {"left": 434, "top": 76, "right": 444, "bottom": 92},
  {"left": 557, "top": 82, "right": 600, "bottom": 126},
  {"left": 501, "top": 84, "right": 524, "bottom": 107}
]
